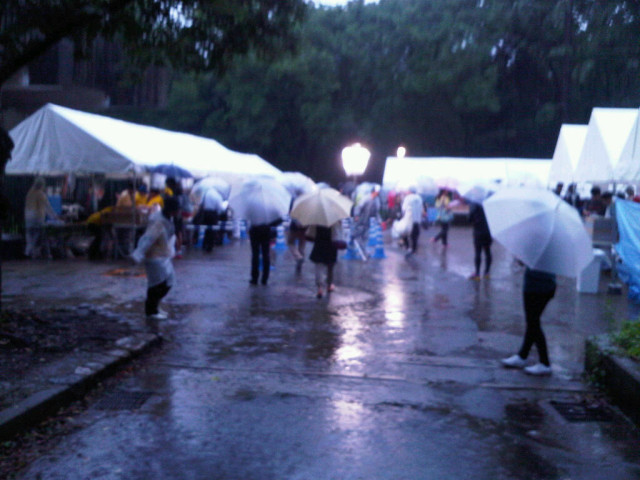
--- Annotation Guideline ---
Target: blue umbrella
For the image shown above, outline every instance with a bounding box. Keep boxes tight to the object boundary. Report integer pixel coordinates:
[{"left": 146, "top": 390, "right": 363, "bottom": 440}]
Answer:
[{"left": 149, "top": 164, "right": 192, "bottom": 179}]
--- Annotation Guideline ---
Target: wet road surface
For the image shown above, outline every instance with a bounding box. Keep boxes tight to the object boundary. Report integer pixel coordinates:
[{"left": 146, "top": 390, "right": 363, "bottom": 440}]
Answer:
[{"left": 5, "top": 226, "right": 640, "bottom": 479}]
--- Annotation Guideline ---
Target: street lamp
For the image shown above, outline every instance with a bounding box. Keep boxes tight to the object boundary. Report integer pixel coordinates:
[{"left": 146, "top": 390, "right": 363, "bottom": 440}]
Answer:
[
  {"left": 341, "top": 143, "right": 371, "bottom": 183},
  {"left": 396, "top": 146, "right": 406, "bottom": 159}
]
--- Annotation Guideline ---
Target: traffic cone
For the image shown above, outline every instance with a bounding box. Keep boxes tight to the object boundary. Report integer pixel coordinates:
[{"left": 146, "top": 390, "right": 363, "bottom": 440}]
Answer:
[
  {"left": 367, "top": 217, "right": 378, "bottom": 249},
  {"left": 275, "top": 225, "right": 287, "bottom": 251},
  {"left": 371, "top": 224, "right": 386, "bottom": 259},
  {"left": 222, "top": 222, "right": 231, "bottom": 245},
  {"left": 342, "top": 218, "right": 359, "bottom": 260}
]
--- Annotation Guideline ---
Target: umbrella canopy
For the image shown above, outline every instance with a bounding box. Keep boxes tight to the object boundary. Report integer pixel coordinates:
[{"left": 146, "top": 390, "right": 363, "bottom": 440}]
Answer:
[
  {"left": 278, "top": 171, "right": 316, "bottom": 197},
  {"left": 149, "top": 164, "right": 192, "bottom": 179},
  {"left": 229, "top": 177, "right": 291, "bottom": 225},
  {"left": 461, "top": 185, "right": 490, "bottom": 204},
  {"left": 192, "top": 176, "right": 231, "bottom": 200},
  {"left": 290, "top": 187, "right": 353, "bottom": 227},
  {"left": 483, "top": 187, "right": 593, "bottom": 277}
]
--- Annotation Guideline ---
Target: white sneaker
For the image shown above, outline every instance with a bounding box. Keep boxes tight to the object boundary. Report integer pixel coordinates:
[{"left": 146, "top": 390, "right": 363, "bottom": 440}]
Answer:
[
  {"left": 158, "top": 308, "right": 168, "bottom": 316},
  {"left": 501, "top": 354, "right": 527, "bottom": 369},
  {"left": 524, "top": 363, "right": 552, "bottom": 376},
  {"left": 147, "top": 312, "right": 168, "bottom": 320}
]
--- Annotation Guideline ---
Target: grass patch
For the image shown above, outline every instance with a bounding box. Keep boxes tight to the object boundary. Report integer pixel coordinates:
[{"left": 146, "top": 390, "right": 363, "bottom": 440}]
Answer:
[{"left": 612, "top": 320, "right": 640, "bottom": 360}]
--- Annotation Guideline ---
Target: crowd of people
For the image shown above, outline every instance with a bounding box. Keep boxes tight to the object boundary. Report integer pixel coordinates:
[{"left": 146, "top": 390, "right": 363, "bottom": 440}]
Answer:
[{"left": 20, "top": 170, "right": 638, "bottom": 376}]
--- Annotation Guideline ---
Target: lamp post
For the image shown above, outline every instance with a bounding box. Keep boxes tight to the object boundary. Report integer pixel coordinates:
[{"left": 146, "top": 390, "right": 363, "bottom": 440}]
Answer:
[{"left": 341, "top": 142, "right": 371, "bottom": 184}]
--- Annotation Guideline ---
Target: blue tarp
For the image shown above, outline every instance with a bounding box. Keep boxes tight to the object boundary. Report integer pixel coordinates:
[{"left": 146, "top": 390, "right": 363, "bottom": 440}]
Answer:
[{"left": 614, "top": 200, "right": 640, "bottom": 303}]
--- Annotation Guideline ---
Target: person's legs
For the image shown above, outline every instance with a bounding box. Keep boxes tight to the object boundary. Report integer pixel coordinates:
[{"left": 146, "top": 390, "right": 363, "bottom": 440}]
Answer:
[
  {"left": 473, "top": 240, "right": 482, "bottom": 276},
  {"left": 249, "top": 231, "right": 260, "bottom": 284},
  {"left": 327, "top": 263, "right": 335, "bottom": 291},
  {"left": 518, "top": 292, "right": 553, "bottom": 365},
  {"left": 483, "top": 242, "right": 492, "bottom": 275},
  {"left": 441, "top": 222, "right": 449, "bottom": 246},
  {"left": 260, "top": 232, "right": 271, "bottom": 284},
  {"left": 410, "top": 222, "right": 420, "bottom": 252},
  {"left": 145, "top": 281, "right": 171, "bottom": 316}
]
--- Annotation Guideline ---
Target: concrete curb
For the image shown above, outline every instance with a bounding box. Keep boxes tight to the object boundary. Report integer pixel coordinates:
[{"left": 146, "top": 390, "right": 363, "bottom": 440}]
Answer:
[
  {"left": 0, "top": 333, "right": 161, "bottom": 441},
  {"left": 585, "top": 334, "right": 640, "bottom": 426}
]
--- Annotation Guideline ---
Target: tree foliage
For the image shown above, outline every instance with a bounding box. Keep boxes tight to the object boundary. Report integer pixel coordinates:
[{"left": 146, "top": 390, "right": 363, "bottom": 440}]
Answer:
[
  {"left": 0, "top": 0, "right": 307, "bottom": 87},
  {"left": 112, "top": 0, "right": 640, "bottom": 185}
]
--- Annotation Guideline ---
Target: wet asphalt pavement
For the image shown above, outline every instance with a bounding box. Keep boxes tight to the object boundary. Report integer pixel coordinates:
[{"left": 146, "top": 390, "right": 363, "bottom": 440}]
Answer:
[{"left": 5, "top": 226, "right": 640, "bottom": 480}]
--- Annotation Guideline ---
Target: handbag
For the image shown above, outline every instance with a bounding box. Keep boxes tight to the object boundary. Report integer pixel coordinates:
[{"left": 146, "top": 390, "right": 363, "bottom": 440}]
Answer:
[{"left": 332, "top": 240, "right": 347, "bottom": 250}]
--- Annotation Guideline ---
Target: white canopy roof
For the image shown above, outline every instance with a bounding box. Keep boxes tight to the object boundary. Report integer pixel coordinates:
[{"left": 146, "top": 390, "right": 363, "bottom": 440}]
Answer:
[
  {"left": 383, "top": 156, "right": 551, "bottom": 192},
  {"left": 5, "top": 103, "right": 282, "bottom": 181},
  {"left": 573, "top": 107, "right": 639, "bottom": 182},
  {"left": 547, "top": 124, "right": 587, "bottom": 185}
]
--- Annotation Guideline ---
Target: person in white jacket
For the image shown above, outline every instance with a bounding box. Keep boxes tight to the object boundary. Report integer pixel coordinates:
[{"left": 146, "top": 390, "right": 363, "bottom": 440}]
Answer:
[
  {"left": 401, "top": 187, "right": 424, "bottom": 256},
  {"left": 131, "top": 197, "right": 179, "bottom": 320}
]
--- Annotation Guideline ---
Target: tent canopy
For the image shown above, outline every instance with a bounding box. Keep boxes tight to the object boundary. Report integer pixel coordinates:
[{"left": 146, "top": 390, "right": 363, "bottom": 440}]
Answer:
[
  {"left": 5, "top": 103, "right": 281, "bottom": 181},
  {"left": 383, "top": 156, "right": 551, "bottom": 192},
  {"left": 573, "top": 107, "right": 639, "bottom": 183},
  {"left": 547, "top": 124, "right": 588, "bottom": 185}
]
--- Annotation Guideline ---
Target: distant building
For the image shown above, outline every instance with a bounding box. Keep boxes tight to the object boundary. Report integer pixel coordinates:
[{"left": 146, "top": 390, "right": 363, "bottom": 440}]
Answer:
[{"left": 1, "top": 37, "right": 170, "bottom": 129}]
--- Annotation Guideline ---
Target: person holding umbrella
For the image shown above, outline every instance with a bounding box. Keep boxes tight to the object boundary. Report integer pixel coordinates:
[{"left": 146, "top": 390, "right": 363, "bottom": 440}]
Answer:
[
  {"left": 484, "top": 187, "right": 594, "bottom": 377},
  {"left": 289, "top": 187, "right": 353, "bottom": 297},
  {"left": 229, "top": 178, "right": 291, "bottom": 286}
]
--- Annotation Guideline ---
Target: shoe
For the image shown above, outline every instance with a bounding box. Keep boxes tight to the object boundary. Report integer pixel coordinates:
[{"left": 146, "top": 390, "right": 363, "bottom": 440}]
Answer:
[
  {"left": 405, "top": 250, "right": 414, "bottom": 258},
  {"left": 501, "top": 354, "right": 527, "bottom": 369},
  {"left": 158, "top": 308, "right": 168, "bottom": 316},
  {"left": 316, "top": 289, "right": 323, "bottom": 299},
  {"left": 147, "top": 312, "right": 168, "bottom": 320},
  {"left": 468, "top": 274, "right": 481, "bottom": 281},
  {"left": 524, "top": 363, "right": 552, "bottom": 376},
  {"left": 249, "top": 279, "right": 258, "bottom": 285},
  {"left": 296, "top": 258, "right": 304, "bottom": 267},
  {"left": 484, "top": 274, "right": 491, "bottom": 279},
  {"left": 328, "top": 284, "right": 335, "bottom": 292},
  {"left": 261, "top": 279, "right": 268, "bottom": 285}
]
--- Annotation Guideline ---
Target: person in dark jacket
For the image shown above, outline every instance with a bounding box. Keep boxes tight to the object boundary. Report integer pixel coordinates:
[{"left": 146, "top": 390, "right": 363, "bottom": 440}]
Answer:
[
  {"left": 501, "top": 267, "right": 556, "bottom": 376},
  {"left": 249, "top": 218, "right": 281, "bottom": 285},
  {"left": 308, "top": 221, "right": 343, "bottom": 298},
  {"left": 468, "top": 202, "right": 492, "bottom": 280}
]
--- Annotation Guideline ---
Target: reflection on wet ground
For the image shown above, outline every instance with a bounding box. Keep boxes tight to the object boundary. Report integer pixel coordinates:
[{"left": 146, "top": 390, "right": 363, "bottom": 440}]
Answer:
[{"left": 6, "top": 226, "right": 640, "bottom": 479}]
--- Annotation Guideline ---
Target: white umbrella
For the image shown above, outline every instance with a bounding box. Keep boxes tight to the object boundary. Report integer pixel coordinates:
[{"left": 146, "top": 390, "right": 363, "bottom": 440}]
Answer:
[
  {"left": 229, "top": 177, "right": 291, "bottom": 225},
  {"left": 278, "top": 171, "right": 316, "bottom": 197},
  {"left": 290, "top": 187, "right": 353, "bottom": 227},
  {"left": 461, "top": 184, "right": 491, "bottom": 204},
  {"left": 483, "top": 187, "right": 593, "bottom": 277},
  {"left": 192, "top": 177, "right": 231, "bottom": 200}
]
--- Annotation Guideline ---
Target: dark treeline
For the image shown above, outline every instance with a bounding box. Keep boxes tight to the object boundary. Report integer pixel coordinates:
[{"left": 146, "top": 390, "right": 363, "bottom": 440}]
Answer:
[{"left": 112, "top": 0, "right": 640, "bottom": 185}]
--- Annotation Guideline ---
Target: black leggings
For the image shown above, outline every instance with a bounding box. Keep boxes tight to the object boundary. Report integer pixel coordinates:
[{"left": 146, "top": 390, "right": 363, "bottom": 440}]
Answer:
[
  {"left": 473, "top": 238, "right": 492, "bottom": 276},
  {"left": 146, "top": 280, "right": 171, "bottom": 316},
  {"left": 409, "top": 222, "right": 420, "bottom": 252},
  {"left": 518, "top": 291, "right": 554, "bottom": 366},
  {"left": 250, "top": 225, "right": 272, "bottom": 284},
  {"left": 433, "top": 222, "right": 449, "bottom": 245}
]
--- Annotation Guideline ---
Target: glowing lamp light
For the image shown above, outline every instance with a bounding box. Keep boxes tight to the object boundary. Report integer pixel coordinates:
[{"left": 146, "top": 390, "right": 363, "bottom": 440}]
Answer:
[
  {"left": 397, "top": 146, "right": 406, "bottom": 159},
  {"left": 341, "top": 143, "right": 371, "bottom": 178}
]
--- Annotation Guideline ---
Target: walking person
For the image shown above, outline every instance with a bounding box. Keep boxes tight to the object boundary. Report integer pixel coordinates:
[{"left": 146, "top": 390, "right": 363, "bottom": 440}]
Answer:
[
  {"left": 307, "top": 221, "right": 344, "bottom": 298},
  {"left": 249, "top": 219, "right": 281, "bottom": 285},
  {"left": 401, "top": 187, "right": 424, "bottom": 256},
  {"left": 431, "top": 189, "right": 453, "bottom": 248},
  {"left": 468, "top": 202, "right": 492, "bottom": 280},
  {"left": 501, "top": 266, "right": 556, "bottom": 376},
  {"left": 130, "top": 197, "right": 180, "bottom": 320}
]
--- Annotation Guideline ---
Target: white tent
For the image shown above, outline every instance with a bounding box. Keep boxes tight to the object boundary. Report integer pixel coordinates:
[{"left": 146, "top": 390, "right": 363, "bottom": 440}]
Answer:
[
  {"left": 383, "top": 156, "right": 551, "bottom": 191},
  {"left": 547, "top": 124, "right": 587, "bottom": 186},
  {"left": 5, "top": 103, "right": 281, "bottom": 182},
  {"left": 573, "top": 107, "right": 639, "bottom": 183}
]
